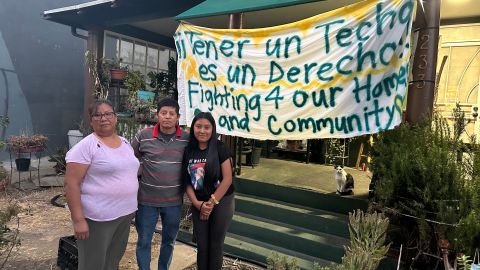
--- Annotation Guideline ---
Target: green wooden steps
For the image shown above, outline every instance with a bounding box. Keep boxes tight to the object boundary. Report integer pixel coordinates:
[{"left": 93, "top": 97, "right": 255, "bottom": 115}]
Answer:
[{"left": 234, "top": 193, "right": 350, "bottom": 239}]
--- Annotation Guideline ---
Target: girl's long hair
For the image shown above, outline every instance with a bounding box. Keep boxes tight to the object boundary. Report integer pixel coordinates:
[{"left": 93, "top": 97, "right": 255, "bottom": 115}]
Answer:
[{"left": 187, "top": 112, "right": 220, "bottom": 194}]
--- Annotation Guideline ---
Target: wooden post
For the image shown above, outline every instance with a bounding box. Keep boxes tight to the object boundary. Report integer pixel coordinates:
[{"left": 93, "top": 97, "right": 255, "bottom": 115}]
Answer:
[
  {"left": 83, "top": 30, "right": 104, "bottom": 130},
  {"left": 406, "top": 0, "right": 441, "bottom": 124},
  {"left": 224, "top": 13, "right": 244, "bottom": 175},
  {"left": 229, "top": 13, "right": 243, "bottom": 29}
]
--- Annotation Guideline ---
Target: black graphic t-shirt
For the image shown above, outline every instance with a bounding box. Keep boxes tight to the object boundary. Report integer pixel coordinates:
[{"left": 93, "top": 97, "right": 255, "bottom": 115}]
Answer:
[{"left": 183, "top": 140, "right": 234, "bottom": 201}]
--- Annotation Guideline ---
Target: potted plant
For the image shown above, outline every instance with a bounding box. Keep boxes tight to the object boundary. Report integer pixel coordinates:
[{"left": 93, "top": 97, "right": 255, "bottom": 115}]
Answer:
[
  {"left": 8, "top": 133, "right": 48, "bottom": 171},
  {"left": 8, "top": 133, "right": 47, "bottom": 153},
  {"left": 103, "top": 58, "right": 128, "bottom": 81}
]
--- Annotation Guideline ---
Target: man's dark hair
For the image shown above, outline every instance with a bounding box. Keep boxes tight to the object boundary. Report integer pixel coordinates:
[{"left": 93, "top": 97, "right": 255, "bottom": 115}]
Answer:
[{"left": 157, "top": 97, "right": 180, "bottom": 114}]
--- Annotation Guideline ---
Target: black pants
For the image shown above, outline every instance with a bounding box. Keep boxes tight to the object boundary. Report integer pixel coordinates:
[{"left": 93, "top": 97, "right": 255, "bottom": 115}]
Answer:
[{"left": 192, "top": 193, "right": 235, "bottom": 270}]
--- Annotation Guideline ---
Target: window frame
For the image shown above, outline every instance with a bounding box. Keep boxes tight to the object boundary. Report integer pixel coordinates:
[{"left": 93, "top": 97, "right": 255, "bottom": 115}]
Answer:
[{"left": 103, "top": 31, "right": 176, "bottom": 82}]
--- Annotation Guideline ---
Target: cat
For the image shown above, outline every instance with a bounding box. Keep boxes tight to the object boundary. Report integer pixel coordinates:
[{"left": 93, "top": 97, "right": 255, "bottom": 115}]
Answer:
[{"left": 334, "top": 165, "right": 354, "bottom": 195}]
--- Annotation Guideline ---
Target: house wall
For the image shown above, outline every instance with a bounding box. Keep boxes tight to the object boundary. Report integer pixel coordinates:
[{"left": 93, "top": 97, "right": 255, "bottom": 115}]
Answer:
[
  {"left": 435, "top": 23, "right": 480, "bottom": 140},
  {"left": 0, "top": 0, "right": 86, "bottom": 160}
]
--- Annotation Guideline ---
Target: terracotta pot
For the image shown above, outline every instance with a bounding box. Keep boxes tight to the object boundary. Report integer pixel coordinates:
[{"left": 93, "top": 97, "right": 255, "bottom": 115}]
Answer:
[{"left": 110, "top": 69, "right": 127, "bottom": 81}]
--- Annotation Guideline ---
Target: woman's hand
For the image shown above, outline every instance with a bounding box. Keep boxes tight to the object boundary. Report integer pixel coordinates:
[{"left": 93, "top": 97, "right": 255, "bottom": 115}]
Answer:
[
  {"left": 65, "top": 163, "right": 89, "bottom": 240},
  {"left": 73, "top": 218, "right": 89, "bottom": 240},
  {"left": 200, "top": 201, "right": 214, "bottom": 221}
]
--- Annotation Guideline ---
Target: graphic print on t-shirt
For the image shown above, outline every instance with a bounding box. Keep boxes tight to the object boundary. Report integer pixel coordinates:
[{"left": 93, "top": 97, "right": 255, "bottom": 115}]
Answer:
[{"left": 188, "top": 158, "right": 206, "bottom": 190}]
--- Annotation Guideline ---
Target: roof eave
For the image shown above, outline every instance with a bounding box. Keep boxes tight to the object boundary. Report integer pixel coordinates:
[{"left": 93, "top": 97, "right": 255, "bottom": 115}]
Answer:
[
  {"left": 43, "top": 0, "right": 115, "bottom": 16},
  {"left": 175, "top": 0, "right": 326, "bottom": 20}
]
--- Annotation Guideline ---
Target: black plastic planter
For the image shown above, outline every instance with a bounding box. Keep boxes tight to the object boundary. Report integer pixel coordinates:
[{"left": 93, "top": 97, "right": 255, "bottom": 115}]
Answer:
[{"left": 15, "top": 158, "right": 30, "bottom": 171}]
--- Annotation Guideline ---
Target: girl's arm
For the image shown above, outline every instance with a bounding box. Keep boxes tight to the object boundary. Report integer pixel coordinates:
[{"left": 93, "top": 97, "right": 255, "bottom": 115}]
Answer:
[
  {"left": 211, "top": 158, "right": 233, "bottom": 202},
  {"left": 186, "top": 185, "right": 202, "bottom": 210}
]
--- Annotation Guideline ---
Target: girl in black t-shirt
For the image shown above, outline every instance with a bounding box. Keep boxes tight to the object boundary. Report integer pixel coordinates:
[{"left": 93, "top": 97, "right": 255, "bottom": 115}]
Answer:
[{"left": 182, "top": 112, "right": 234, "bottom": 270}]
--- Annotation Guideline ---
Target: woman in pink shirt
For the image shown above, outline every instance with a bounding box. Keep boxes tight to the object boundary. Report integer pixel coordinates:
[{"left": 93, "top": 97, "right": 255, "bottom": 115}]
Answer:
[{"left": 65, "top": 100, "right": 139, "bottom": 270}]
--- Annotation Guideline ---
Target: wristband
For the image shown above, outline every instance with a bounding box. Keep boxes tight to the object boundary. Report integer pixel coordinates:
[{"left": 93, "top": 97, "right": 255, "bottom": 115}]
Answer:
[
  {"left": 199, "top": 201, "right": 205, "bottom": 211},
  {"left": 210, "top": 194, "right": 220, "bottom": 205}
]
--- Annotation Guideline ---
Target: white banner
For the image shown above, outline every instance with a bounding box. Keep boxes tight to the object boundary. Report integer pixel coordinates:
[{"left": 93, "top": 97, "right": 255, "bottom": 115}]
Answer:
[{"left": 175, "top": 0, "right": 415, "bottom": 139}]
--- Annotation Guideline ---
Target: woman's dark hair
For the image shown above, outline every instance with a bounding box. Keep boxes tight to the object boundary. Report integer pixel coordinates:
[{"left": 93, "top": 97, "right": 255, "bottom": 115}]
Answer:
[
  {"left": 88, "top": 99, "right": 115, "bottom": 117},
  {"left": 187, "top": 112, "right": 219, "bottom": 194}
]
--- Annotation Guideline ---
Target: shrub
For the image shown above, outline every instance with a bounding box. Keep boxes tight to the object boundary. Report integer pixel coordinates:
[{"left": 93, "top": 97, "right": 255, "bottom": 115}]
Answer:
[
  {"left": 313, "top": 210, "right": 390, "bottom": 270},
  {"left": 370, "top": 104, "right": 480, "bottom": 267}
]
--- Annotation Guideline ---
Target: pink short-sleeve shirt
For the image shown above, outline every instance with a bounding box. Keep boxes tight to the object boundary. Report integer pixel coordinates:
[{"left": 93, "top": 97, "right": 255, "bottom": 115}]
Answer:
[{"left": 66, "top": 134, "right": 140, "bottom": 221}]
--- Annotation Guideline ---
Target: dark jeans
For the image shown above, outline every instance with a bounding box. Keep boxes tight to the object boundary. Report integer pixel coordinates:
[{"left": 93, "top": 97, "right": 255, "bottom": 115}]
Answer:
[
  {"left": 135, "top": 204, "right": 182, "bottom": 270},
  {"left": 192, "top": 193, "right": 235, "bottom": 270}
]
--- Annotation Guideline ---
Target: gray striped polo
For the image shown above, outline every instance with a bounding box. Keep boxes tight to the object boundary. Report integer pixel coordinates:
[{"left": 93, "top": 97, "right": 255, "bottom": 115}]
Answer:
[{"left": 132, "top": 124, "right": 189, "bottom": 207}]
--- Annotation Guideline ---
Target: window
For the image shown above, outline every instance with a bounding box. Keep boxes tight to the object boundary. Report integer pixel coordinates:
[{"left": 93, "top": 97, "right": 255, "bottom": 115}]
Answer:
[
  {"left": 119, "top": 39, "right": 134, "bottom": 67},
  {"left": 104, "top": 35, "right": 119, "bottom": 60},
  {"left": 103, "top": 31, "right": 176, "bottom": 85},
  {"left": 147, "top": 47, "right": 158, "bottom": 68},
  {"left": 159, "top": 48, "right": 170, "bottom": 70}
]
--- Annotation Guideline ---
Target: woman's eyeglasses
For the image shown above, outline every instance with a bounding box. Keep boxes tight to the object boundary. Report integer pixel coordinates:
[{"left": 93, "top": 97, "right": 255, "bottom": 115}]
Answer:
[{"left": 92, "top": 112, "right": 116, "bottom": 120}]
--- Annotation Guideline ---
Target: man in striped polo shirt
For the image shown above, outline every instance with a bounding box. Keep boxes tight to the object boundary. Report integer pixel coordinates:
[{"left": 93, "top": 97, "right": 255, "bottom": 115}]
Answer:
[{"left": 132, "top": 98, "right": 189, "bottom": 270}]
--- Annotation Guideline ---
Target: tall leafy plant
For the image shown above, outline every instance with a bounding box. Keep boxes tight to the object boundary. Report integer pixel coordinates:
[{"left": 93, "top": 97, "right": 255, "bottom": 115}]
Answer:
[
  {"left": 85, "top": 51, "right": 109, "bottom": 99},
  {"left": 124, "top": 70, "right": 147, "bottom": 113},
  {"left": 148, "top": 57, "right": 178, "bottom": 101}
]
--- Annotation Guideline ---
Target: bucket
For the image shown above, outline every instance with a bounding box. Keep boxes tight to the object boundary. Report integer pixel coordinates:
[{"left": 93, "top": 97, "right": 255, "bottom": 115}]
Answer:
[
  {"left": 137, "top": 90, "right": 155, "bottom": 102},
  {"left": 15, "top": 158, "right": 31, "bottom": 171},
  {"left": 251, "top": 148, "right": 262, "bottom": 165},
  {"left": 67, "top": 130, "right": 84, "bottom": 149}
]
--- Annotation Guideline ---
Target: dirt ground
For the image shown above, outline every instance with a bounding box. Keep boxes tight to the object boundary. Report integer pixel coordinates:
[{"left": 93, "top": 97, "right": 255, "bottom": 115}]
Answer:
[
  {"left": 1, "top": 187, "right": 79, "bottom": 269},
  {"left": 0, "top": 187, "right": 263, "bottom": 270}
]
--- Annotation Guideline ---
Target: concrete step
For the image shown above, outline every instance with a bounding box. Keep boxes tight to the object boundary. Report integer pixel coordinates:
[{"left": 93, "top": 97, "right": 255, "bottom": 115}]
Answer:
[
  {"left": 235, "top": 193, "right": 350, "bottom": 238},
  {"left": 229, "top": 212, "right": 348, "bottom": 262},
  {"left": 223, "top": 232, "right": 336, "bottom": 270}
]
